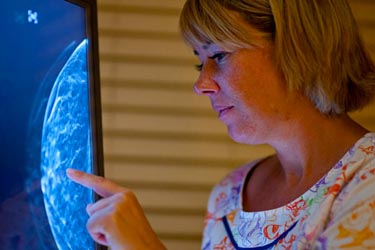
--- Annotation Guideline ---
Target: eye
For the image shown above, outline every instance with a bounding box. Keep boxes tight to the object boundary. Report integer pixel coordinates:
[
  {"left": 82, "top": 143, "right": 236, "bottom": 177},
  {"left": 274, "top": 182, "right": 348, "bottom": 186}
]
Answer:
[
  {"left": 193, "top": 52, "right": 229, "bottom": 72},
  {"left": 195, "top": 63, "right": 203, "bottom": 72},
  {"left": 210, "top": 52, "right": 229, "bottom": 63}
]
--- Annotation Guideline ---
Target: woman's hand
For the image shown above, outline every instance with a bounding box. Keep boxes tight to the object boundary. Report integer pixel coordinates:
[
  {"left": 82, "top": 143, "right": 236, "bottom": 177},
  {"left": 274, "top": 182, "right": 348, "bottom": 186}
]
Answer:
[{"left": 66, "top": 168, "right": 166, "bottom": 250}]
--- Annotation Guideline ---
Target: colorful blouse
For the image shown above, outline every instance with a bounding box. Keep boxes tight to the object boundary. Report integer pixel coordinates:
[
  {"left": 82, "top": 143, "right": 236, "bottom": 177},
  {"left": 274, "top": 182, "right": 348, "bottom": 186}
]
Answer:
[{"left": 202, "top": 133, "right": 375, "bottom": 250}]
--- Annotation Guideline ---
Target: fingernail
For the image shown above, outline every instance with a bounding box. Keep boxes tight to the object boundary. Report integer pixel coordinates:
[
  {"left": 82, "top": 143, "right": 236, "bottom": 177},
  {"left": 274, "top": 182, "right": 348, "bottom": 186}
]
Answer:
[{"left": 66, "top": 168, "right": 76, "bottom": 176}]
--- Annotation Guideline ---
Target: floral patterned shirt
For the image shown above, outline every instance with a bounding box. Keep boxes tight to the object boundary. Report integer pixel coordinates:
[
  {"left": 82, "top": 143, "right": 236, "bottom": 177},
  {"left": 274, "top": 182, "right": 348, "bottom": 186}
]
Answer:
[{"left": 202, "top": 133, "right": 375, "bottom": 250}]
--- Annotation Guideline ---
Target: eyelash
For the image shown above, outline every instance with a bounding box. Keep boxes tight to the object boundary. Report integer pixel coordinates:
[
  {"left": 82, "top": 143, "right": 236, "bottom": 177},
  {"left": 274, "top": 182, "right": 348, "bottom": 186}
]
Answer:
[
  {"left": 195, "top": 52, "right": 228, "bottom": 72},
  {"left": 211, "top": 52, "right": 228, "bottom": 62},
  {"left": 195, "top": 64, "right": 203, "bottom": 71}
]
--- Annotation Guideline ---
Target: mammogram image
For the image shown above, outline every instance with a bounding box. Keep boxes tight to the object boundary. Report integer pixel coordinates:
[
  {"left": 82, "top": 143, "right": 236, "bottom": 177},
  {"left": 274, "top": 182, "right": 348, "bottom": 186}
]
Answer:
[{"left": 40, "top": 39, "right": 94, "bottom": 250}]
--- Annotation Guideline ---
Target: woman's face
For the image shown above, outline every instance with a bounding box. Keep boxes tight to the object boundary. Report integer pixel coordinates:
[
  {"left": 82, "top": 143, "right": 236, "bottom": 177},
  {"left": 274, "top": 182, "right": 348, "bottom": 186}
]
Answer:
[{"left": 193, "top": 41, "right": 298, "bottom": 145}]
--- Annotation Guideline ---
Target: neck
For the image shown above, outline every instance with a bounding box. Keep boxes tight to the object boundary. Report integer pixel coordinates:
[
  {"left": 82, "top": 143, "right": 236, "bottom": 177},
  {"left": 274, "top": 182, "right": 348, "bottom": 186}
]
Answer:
[{"left": 270, "top": 112, "right": 368, "bottom": 188}]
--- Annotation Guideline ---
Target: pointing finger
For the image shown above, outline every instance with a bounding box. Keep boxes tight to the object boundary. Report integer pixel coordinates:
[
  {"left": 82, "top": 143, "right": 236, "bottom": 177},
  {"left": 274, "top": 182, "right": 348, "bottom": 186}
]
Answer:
[{"left": 66, "top": 168, "right": 127, "bottom": 198}]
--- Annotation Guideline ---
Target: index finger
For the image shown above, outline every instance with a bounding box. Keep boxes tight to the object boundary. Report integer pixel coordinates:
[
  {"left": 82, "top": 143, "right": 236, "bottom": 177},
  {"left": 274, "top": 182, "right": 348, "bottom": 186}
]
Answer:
[{"left": 66, "top": 168, "right": 127, "bottom": 198}]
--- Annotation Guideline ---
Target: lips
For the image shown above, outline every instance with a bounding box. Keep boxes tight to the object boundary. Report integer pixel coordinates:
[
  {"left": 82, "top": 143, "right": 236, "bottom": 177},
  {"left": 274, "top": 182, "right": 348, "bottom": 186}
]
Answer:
[{"left": 213, "top": 105, "right": 234, "bottom": 118}]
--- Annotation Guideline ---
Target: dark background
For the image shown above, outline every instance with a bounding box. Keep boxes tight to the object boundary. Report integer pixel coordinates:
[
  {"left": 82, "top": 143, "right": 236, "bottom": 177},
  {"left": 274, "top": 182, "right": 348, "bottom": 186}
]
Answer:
[
  {"left": 0, "top": 1, "right": 88, "bottom": 249},
  {"left": 0, "top": 0, "right": 85, "bottom": 201}
]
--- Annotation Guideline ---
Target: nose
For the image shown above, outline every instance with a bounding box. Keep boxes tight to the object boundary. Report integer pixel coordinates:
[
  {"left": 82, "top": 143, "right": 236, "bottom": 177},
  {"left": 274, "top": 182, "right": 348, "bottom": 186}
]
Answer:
[{"left": 193, "top": 63, "right": 219, "bottom": 96}]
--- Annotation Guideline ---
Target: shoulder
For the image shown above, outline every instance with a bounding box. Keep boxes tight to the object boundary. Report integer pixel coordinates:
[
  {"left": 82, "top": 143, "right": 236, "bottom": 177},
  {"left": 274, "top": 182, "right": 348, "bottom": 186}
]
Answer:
[
  {"left": 315, "top": 134, "right": 375, "bottom": 248},
  {"left": 341, "top": 132, "right": 375, "bottom": 192},
  {"left": 331, "top": 133, "right": 375, "bottom": 216},
  {"left": 205, "top": 158, "right": 265, "bottom": 218}
]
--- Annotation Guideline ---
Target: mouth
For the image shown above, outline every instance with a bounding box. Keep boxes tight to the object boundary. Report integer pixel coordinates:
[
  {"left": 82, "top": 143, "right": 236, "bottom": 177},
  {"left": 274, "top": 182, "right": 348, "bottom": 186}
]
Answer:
[{"left": 214, "top": 105, "right": 234, "bottom": 118}]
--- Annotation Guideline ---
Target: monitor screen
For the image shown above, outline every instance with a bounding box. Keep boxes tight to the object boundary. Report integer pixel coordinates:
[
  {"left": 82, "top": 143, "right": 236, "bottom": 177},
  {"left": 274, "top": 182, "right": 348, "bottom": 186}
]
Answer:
[{"left": 0, "top": 0, "right": 104, "bottom": 249}]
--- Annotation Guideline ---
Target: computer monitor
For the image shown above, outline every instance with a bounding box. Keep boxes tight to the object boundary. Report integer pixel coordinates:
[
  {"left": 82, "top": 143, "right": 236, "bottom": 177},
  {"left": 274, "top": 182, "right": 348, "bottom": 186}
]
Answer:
[{"left": 0, "top": 0, "right": 105, "bottom": 249}]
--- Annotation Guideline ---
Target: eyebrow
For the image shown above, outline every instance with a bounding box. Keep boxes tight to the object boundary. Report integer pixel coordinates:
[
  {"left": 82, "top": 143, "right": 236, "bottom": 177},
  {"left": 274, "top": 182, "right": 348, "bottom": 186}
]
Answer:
[
  {"left": 193, "top": 43, "right": 211, "bottom": 56},
  {"left": 193, "top": 50, "right": 225, "bottom": 60}
]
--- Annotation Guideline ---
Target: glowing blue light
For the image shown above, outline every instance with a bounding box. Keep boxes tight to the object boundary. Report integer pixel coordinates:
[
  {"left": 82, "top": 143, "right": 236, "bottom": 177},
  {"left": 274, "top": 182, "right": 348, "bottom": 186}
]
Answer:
[
  {"left": 27, "top": 10, "right": 38, "bottom": 24},
  {"left": 40, "top": 39, "right": 94, "bottom": 250}
]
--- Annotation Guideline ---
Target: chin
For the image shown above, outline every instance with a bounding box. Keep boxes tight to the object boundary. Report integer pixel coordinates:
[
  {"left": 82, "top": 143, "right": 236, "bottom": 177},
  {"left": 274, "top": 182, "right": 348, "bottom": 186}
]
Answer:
[
  {"left": 227, "top": 127, "right": 253, "bottom": 144},
  {"left": 227, "top": 123, "right": 267, "bottom": 145}
]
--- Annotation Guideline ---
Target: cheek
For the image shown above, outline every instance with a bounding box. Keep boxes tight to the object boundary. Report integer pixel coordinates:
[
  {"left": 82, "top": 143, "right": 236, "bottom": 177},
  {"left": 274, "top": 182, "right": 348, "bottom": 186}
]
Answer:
[
  {"left": 221, "top": 56, "right": 288, "bottom": 114},
  {"left": 225, "top": 61, "right": 268, "bottom": 95}
]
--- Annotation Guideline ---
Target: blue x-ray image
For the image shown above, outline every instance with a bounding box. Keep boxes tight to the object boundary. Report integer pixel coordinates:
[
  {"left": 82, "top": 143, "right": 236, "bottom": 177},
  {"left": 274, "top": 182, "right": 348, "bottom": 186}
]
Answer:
[
  {"left": 0, "top": 1, "right": 101, "bottom": 249},
  {"left": 40, "top": 39, "right": 93, "bottom": 250}
]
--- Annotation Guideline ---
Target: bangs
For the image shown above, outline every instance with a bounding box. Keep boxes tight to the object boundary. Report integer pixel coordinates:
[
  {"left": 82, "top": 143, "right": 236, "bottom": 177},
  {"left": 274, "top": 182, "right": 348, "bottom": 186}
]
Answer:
[{"left": 179, "top": 0, "right": 255, "bottom": 50}]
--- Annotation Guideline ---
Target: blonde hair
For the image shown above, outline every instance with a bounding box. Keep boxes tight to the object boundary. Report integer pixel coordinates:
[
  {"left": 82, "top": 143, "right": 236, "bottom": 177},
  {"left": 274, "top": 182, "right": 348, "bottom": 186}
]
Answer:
[{"left": 179, "top": 0, "right": 375, "bottom": 115}]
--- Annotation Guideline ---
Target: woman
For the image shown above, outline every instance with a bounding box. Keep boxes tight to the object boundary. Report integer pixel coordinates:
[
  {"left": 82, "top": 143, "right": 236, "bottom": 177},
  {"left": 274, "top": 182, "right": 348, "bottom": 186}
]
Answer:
[{"left": 68, "top": 0, "right": 375, "bottom": 249}]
